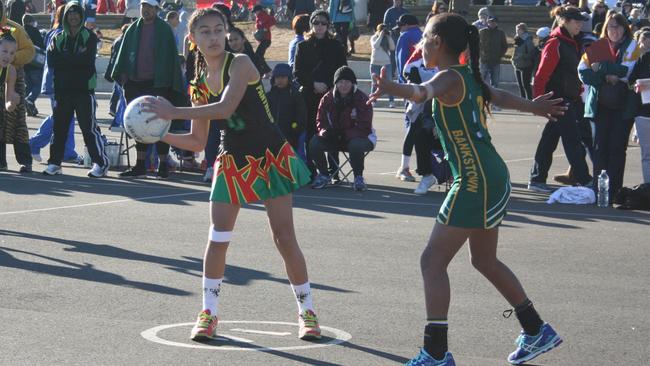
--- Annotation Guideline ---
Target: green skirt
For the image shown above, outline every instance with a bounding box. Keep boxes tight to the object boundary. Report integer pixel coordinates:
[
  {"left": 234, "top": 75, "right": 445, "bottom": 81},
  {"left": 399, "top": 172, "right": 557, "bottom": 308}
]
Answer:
[{"left": 210, "top": 141, "right": 311, "bottom": 204}]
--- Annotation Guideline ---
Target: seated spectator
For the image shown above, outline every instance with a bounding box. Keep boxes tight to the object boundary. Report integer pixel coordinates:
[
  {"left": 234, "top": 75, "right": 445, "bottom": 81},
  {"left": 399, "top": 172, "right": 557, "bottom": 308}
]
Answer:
[
  {"left": 309, "top": 66, "right": 375, "bottom": 191},
  {"left": 266, "top": 63, "right": 307, "bottom": 160}
]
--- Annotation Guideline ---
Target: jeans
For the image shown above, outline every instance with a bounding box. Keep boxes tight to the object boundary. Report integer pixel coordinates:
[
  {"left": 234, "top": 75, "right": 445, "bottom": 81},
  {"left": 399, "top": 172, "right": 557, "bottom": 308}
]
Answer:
[
  {"left": 635, "top": 116, "right": 650, "bottom": 183},
  {"left": 29, "top": 97, "right": 78, "bottom": 160},
  {"left": 370, "top": 64, "right": 394, "bottom": 102},
  {"left": 309, "top": 135, "right": 373, "bottom": 177},
  {"left": 594, "top": 106, "right": 635, "bottom": 199},
  {"left": 530, "top": 99, "right": 591, "bottom": 185},
  {"left": 480, "top": 63, "right": 501, "bottom": 88},
  {"left": 24, "top": 68, "right": 43, "bottom": 104},
  {"left": 514, "top": 66, "right": 532, "bottom": 100}
]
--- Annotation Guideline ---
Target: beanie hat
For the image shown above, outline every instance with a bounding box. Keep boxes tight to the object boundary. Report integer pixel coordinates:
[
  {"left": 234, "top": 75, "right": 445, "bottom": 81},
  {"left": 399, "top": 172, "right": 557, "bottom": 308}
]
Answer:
[
  {"left": 270, "top": 63, "right": 292, "bottom": 86},
  {"left": 310, "top": 10, "right": 330, "bottom": 25},
  {"left": 333, "top": 66, "right": 357, "bottom": 85}
]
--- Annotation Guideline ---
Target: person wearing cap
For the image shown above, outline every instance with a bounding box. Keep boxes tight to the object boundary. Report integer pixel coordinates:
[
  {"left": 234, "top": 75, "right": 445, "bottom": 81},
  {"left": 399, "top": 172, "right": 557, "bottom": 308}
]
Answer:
[
  {"left": 293, "top": 10, "right": 347, "bottom": 177},
  {"left": 266, "top": 63, "right": 307, "bottom": 160},
  {"left": 252, "top": 4, "right": 275, "bottom": 77},
  {"left": 528, "top": 5, "right": 592, "bottom": 193},
  {"left": 328, "top": 0, "right": 355, "bottom": 56},
  {"left": 395, "top": 14, "right": 421, "bottom": 84},
  {"left": 530, "top": 26, "right": 550, "bottom": 80},
  {"left": 42, "top": 1, "right": 109, "bottom": 178},
  {"left": 472, "top": 7, "right": 489, "bottom": 30},
  {"left": 478, "top": 15, "right": 507, "bottom": 93},
  {"left": 309, "top": 66, "right": 375, "bottom": 191},
  {"left": 110, "top": 0, "right": 184, "bottom": 178},
  {"left": 579, "top": 12, "right": 640, "bottom": 201}
]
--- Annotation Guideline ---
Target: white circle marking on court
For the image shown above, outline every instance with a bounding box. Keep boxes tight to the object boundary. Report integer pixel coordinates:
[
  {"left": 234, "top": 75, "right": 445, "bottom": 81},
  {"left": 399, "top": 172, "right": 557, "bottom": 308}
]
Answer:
[{"left": 141, "top": 320, "right": 352, "bottom": 351}]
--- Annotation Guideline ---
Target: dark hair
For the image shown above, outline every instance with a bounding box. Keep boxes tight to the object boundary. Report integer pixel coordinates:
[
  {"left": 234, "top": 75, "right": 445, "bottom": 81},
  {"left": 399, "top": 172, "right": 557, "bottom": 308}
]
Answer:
[
  {"left": 228, "top": 26, "right": 247, "bottom": 41},
  {"left": 53, "top": 5, "right": 66, "bottom": 30},
  {"left": 292, "top": 14, "right": 310, "bottom": 35},
  {"left": 429, "top": 13, "right": 491, "bottom": 110},
  {"left": 165, "top": 10, "right": 178, "bottom": 20},
  {"left": 601, "top": 12, "right": 633, "bottom": 40},
  {"left": 188, "top": 8, "right": 229, "bottom": 85},
  {"left": 0, "top": 27, "right": 16, "bottom": 45},
  {"left": 306, "top": 10, "right": 334, "bottom": 39}
]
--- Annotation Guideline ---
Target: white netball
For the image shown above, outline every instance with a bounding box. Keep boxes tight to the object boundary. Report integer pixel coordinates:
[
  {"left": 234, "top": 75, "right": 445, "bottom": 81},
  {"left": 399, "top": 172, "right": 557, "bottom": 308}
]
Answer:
[{"left": 123, "top": 95, "right": 171, "bottom": 144}]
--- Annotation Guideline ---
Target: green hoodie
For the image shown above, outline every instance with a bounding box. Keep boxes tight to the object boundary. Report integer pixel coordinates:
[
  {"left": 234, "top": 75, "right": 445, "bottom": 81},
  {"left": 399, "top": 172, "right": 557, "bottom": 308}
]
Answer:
[{"left": 47, "top": 1, "right": 98, "bottom": 91}]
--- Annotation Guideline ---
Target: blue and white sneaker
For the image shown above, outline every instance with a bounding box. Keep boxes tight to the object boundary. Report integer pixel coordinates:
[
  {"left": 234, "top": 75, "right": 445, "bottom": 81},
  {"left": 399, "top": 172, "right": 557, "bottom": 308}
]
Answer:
[
  {"left": 405, "top": 349, "right": 455, "bottom": 366},
  {"left": 508, "top": 323, "right": 562, "bottom": 365}
]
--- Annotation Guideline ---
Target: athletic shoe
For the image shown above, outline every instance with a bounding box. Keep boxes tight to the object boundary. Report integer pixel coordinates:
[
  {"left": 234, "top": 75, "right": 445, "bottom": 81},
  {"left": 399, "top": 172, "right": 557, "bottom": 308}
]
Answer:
[
  {"left": 353, "top": 176, "right": 367, "bottom": 191},
  {"left": 87, "top": 163, "right": 109, "bottom": 178},
  {"left": 157, "top": 162, "right": 169, "bottom": 179},
  {"left": 190, "top": 309, "right": 218, "bottom": 341},
  {"left": 19, "top": 165, "right": 32, "bottom": 173},
  {"left": 311, "top": 174, "right": 329, "bottom": 189},
  {"left": 414, "top": 175, "right": 437, "bottom": 195},
  {"left": 298, "top": 310, "right": 321, "bottom": 340},
  {"left": 527, "top": 181, "right": 553, "bottom": 193},
  {"left": 203, "top": 167, "right": 214, "bottom": 183},
  {"left": 405, "top": 349, "right": 456, "bottom": 366},
  {"left": 508, "top": 323, "right": 562, "bottom": 365},
  {"left": 43, "top": 164, "right": 62, "bottom": 175},
  {"left": 553, "top": 172, "right": 576, "bottom": 186},
  {"left": 119, "top": 165, "right": 146, "bottom": 178},
  {"left": 396, "top": 167, "right": 416, "bottom": 182},
  {"left": 31, "top": 154, "right": 42, "bottom": 163}
]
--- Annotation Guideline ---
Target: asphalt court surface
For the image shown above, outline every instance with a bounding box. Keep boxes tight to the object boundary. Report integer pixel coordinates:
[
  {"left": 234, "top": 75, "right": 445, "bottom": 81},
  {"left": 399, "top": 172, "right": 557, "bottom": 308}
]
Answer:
[{"left": 1, "top": 99, "right": 649, "bottom": 365}]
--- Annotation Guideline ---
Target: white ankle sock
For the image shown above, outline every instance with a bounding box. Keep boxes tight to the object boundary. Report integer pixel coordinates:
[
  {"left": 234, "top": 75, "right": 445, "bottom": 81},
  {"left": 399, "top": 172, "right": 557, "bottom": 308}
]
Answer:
[
  {"left": 401, "top": 155, "right": 411, "bottom": 169},
  {"left": 291, "top": 282, "right": 314, "bottom": 314},
  {"left": 202, "top": 277, "right": 223, "bottom": 316}
]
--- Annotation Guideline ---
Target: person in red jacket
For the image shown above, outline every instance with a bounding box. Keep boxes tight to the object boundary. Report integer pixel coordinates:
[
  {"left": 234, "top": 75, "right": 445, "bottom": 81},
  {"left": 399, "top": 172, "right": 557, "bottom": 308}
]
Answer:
[
  {"left": 309, "top": 66, "right": 376, "bottom": 191},
  {"left": 253, "top": 4, "right": 275, "bottom": 77}
]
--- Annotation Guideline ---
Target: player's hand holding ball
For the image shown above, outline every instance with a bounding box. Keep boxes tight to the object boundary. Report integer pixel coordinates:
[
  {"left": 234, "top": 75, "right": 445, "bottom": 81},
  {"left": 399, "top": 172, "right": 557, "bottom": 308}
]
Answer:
[{"left": 124, "top": 95, "right": 173, "bottom": 144}]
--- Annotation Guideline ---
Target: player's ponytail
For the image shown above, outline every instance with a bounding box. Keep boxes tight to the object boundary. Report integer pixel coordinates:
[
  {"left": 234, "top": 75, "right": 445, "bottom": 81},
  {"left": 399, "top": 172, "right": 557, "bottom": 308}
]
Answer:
[{"left": 467, "top": 25, "right": 491, "bottom": 111}]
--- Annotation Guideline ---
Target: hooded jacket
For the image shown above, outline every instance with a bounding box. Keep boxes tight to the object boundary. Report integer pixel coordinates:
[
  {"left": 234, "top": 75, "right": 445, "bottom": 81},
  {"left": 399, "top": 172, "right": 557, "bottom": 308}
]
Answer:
[
  {"left": 47, "top": 1, "right": 98, "bottom": 92},
  {"left": 266, "top": 65, "right": 307, "bottom": 147},
  {"left": 0, "top": 1, "right": 34, "bottom": 67},
  {"left": 316, "top": 87, "right": 374, "bottom": 144}
]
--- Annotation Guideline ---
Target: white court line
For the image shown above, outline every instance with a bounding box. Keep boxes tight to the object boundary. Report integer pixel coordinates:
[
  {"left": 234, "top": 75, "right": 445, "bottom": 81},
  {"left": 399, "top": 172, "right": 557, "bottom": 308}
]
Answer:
[
  {"left": 0, "top": 191, "right": 205, "bottom": 216},
  {"left": 229, "top": 328, "right": 291, "bottom": 336},
  {"left": 0, "top": 174, "right": 210, "bottom": 190}
]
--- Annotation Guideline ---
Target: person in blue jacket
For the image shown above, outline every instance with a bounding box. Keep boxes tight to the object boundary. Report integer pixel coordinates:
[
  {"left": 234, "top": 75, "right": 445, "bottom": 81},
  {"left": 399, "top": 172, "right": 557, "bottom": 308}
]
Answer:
[
  {"left": 328, "top": 0, "right": 355, "bottom": 55},
  {"left": 395, "top": 14, "right": 422, "bottom": 83}
]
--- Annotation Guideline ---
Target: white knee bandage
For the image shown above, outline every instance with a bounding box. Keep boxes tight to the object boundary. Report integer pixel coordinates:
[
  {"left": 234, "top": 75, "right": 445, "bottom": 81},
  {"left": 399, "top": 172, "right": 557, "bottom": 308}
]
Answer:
[{"left": 209, "top": 225, "right": 233, "bottom": 243}]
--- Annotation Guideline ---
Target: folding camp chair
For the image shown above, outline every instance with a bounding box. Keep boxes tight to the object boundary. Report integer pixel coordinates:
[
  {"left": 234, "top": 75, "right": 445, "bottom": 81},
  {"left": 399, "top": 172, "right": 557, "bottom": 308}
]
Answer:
[{"left": 325, "top": 149, "right": 372, "bottom": 187}]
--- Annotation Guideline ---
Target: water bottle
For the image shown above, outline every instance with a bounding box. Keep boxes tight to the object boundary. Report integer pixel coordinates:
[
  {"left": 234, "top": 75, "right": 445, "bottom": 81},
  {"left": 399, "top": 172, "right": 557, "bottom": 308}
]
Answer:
[{"left": 597, "top": 170, "right": 609, "bottom": 207}]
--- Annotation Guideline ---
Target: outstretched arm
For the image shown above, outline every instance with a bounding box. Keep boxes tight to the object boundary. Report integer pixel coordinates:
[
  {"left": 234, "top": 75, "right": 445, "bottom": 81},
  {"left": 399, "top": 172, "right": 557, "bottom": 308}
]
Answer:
[
  {"left": 490, "top": 86, "right": 566, "bottom": 121},
  {"left": 367, "top": 67, "right": 460, "bottom": 105}
]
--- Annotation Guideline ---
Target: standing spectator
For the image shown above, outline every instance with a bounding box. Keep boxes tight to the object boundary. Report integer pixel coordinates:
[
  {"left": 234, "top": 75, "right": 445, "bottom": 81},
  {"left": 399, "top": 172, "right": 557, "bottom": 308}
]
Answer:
[
  {"left": 288, "top": 14, "right": 309, "bottom": 68},
  {"left": 123, "top": 0, "right": 140, "bottom": 25},
  {"left": 293, "top": 10, "right": 347, "bottom": 177},
  {"left": 531, "top": 26, "right": 550, "bottom": 77},
  {"left": 579, "top": 12, "right": 640, "bottom": 200},
  {"left": 370, "top": 23, "right": 395, "bottom": 107},
  {"left": 110, "top": 0, "right": 184, "bottom": 178},
  {"left": 0, "top": 0, "right": 35, "bottom": 173},
  {"left": 83, "top": 0, "right": 97, "bottom": 29},
  {"left": 367, "top": 0, "right": 389, "bottom": 31},
  {"left": 621, "top": 0, "right": 633, "bottom": 18},
  {"left": 165, "top": 10, "right": 186, "bottom": 53},
  {"left": 512, "top": 22, "right": 534, "bottom": 100},
  {"left": 228, "top": 27, "right": 266, "bottom": 76},
  {"left": 479, "top": 16, "right": 507, "bottom": 91},
  {"left": 105, "top": 23, "right": 129, "bottom": 117},
  {"left": 309, "top": 66, "right": 375, "bottom": 191},
  {"left": 449, "top": 0, "right": 468, "bottom": 16},
  {"left": 29, "top": 5, "right": 81, "bottom": 165},
  {"left": 529, "top": 6, "right": 592, "bottom": 192},
  {"left": 472, "top": 7, "right": 489, "bottom": 30},
  {"left": 7, "top": 0, "right": 26, "bottom": 24},
  {"left": 287, "top": 0, "right": 315, "bottom": 17},
  {"left": 266, "top": 63, "right": 307, "bottom": 159},
  {"left": 43, "top": 1, "right": 108, "bottom": 178},
  {"left": 630, "top": 28, "right": 650, "bottom": 183},
  {"left": 21, "top": 14, "right": 43, "bottom": 117},
  {"left": 395, "top": 14, "right": 421, "bottom": 83},
  {"left": 429, "top": 1, "right": 447, "bottom": 17},
  {"left": 24, "top": 0, "right": 36, "bottom": 13},
  {"left": 98, "top": 0, "right": 117, "bottom": 13},
  {"left": 329, "top": 0, "right": 355, "bottom": 56},
  {"left": 590, "top": 0, "right": 607, "bottom": 31},
  {"left": 253, "top": 5, "right": 275, "bottom": 78},
  {"left": 394, "top": 13, "right": 421, "bottom": 181},
  {"left": 383, "top": 0, "right": 407, "bottom": 77}
]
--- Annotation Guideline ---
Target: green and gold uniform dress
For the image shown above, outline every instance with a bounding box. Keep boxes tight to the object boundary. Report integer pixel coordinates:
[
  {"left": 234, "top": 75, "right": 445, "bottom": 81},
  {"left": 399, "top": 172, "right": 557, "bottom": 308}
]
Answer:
[
  {"left": 190, "top": 52, "right": 311, "bottom": 204},
  {"left": 433, "top": 65, "right": 511, "bottom": 229}
]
